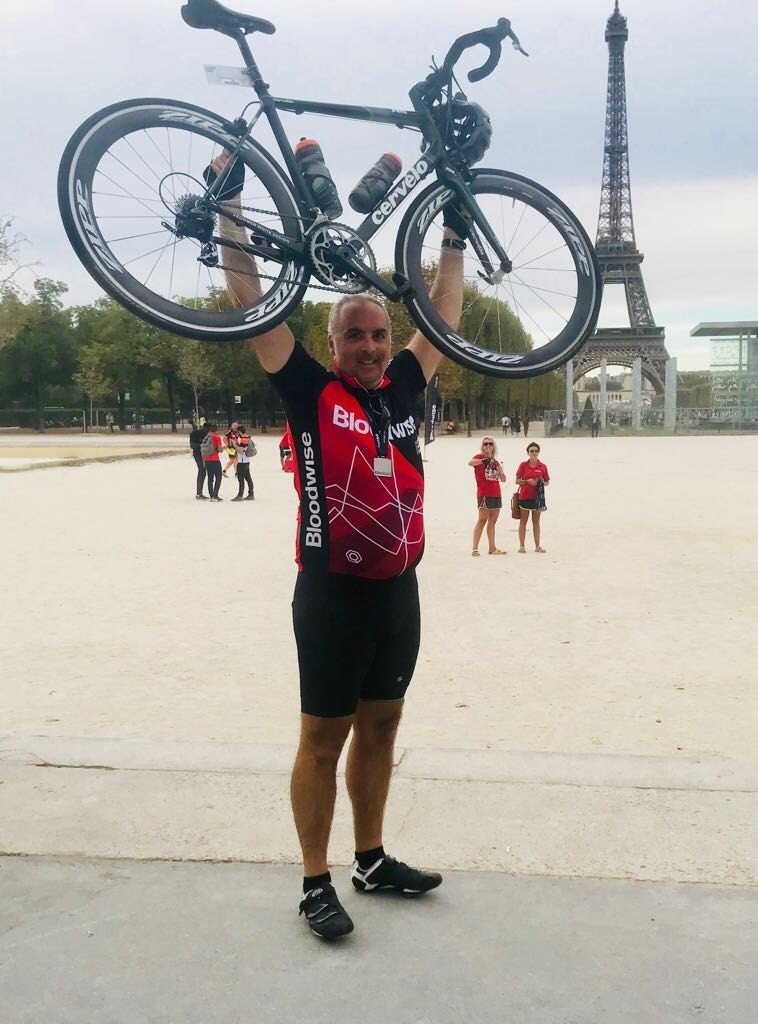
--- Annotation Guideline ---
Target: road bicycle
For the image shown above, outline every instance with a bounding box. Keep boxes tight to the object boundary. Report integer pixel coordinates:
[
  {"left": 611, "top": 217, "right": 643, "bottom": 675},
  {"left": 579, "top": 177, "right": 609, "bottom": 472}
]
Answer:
[{"left": 58, "top": 0, "right": 602, "bottom": 378}]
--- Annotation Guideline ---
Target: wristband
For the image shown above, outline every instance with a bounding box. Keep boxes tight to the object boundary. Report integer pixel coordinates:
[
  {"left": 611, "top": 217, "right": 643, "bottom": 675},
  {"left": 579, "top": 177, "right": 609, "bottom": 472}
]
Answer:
[{"left": 441, "top": 237, "right": 466, "bottom": 251}]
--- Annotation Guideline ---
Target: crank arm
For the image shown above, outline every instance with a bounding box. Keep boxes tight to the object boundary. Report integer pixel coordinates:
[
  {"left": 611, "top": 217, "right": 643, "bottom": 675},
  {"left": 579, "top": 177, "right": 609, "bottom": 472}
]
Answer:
[{"left": 331, "top": 256, "right": 408, "bottom": 301}]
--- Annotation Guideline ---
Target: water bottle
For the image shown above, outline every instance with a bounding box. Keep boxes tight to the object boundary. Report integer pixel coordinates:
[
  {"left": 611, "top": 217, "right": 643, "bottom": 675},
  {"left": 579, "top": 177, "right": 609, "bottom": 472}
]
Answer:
[
  {"left": 294, "top": 138, "right": 343, "bottom": 220},
  {"left": 349, "top": 153, "right": 403, "bottom": 214}
]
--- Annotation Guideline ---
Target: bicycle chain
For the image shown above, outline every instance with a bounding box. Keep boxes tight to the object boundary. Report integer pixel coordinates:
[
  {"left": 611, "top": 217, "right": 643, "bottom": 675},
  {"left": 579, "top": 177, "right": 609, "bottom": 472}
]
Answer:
[
  {"left": 219, "top": 205, "right": 373, "bottom": 295},
  {"left": 217, "top": 261, "right": 354, "bottom": 295}
]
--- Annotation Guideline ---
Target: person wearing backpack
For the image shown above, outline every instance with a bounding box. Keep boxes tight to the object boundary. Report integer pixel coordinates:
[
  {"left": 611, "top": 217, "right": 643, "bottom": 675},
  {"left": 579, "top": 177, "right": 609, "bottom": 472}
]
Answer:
[
  {"left": 190, "top": 422, "right": 210, "bottom": 500},
  {"left": 201, "top": 422, "right": 224, "bottom": 501},
  {"left": 232, "top": 434, "right": 256, "bottom": 501},
  {"left": 222, "top": 420, "right": 242, "bottom": 478}
]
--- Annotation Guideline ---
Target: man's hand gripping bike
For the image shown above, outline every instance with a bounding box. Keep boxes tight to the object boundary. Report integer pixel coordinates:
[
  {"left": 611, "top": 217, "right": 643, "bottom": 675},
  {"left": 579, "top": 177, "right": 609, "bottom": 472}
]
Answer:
[{"left": 58, "top": 0, "right": 601, "bottom": 378}]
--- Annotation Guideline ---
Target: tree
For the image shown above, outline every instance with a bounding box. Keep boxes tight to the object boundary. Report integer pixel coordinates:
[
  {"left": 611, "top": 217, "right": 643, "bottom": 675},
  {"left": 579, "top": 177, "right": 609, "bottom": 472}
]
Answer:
[
  {"left": 147, "top": 331, "right": 186, "bottom": 431},
  {"left": 73, "top": 346, "right": 110, "bottom": 431},
  {"left": 177, "top": 341, "right": 218, "bottom": 422},
  {"left": 0, "top": 216, "right": 37, "bottom": 297},
  {"left": 0, "top": 218, "right": 38, "bottom": 348},
  {"left": 580, "top": 396, "right": 594, "bottom": 429},
  {"left": 0, "top": 288, "right": 30, "bottom": 347},
  {"left": 0, "top": 279, "right": 77, "bottom": 430},
  {"left": 73, "top": 299, "right": 155, "bottom": 430},
  {"left": 205, "top": 341, "right": 268, "bottom": 426}
]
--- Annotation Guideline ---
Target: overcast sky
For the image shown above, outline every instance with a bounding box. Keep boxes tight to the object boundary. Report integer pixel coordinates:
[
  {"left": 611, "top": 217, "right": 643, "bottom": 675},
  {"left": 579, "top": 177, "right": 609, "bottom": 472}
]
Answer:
[{"left": 3, "top": 0, "right": 757, "bottom": 370}]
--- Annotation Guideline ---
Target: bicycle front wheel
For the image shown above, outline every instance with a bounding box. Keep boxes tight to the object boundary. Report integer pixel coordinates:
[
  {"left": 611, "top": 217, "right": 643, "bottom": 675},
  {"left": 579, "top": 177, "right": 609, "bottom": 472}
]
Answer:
[
  {"left": 396, "top": 170, "right": 601, "bottom": 377},
  {"left": 58, "top": 98, "right": 308, "bottom": 341}
]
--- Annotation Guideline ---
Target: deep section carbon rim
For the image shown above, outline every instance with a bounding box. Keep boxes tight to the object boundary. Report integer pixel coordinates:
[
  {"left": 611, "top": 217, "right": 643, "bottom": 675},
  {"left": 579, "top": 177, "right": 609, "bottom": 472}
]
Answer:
[
  {"left": 58, "top": 99, "right": 308, "bottom": 341},
  {"left": 397, "top": 170, "right": 601, "bottom": 378}
]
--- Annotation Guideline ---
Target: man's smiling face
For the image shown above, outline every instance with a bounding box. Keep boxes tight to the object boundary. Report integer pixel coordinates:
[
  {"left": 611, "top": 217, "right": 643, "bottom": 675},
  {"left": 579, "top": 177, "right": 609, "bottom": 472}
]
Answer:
[{"left": 329, "top": 299, "right": 392, "bottom": 390}]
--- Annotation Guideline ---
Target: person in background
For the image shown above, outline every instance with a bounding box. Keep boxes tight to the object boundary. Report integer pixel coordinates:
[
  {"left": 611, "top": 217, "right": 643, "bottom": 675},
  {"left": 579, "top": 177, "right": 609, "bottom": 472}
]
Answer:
[
  {"left": 523, "top": 412, "right": 530, "bottom": 437},
  {"left": 501, "top": 414, "right": 510, "bottom": 436},
  {"left": 202, "top": 422, "right": 225, "bottom": 501},
  {"left": 591, "top": 411, "right": 600, "bottom": 438},
  {"left": 468, "top": 436, "right": 507, "bottom": 556},
  {"left": 190, "top": 421, "right": 209, "bottom": 500},
  {"left": 105, "top": 411, "right": 114, "bottom": 433},
  {"left": 279, "top": 424, "right": 295, "bottom": 473},
  {"left": 515, "top": 442, "right": 550, "bottom": 553},
  {"left": 222, "top": 420, "right": 242, "bottom": 478},
  {"left": 232, "top": 433, "right": 256, "bottom": 501}
]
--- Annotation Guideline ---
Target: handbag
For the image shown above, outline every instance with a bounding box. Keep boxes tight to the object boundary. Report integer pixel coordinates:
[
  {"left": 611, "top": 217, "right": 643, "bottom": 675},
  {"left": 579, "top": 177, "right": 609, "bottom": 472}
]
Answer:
[{"left": 510, "top": 490, "right": 521, "bottom": 519}]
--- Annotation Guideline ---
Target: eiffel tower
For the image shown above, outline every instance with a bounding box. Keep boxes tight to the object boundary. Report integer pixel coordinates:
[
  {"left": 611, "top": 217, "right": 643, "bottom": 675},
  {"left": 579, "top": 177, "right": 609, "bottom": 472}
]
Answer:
[{"left": 572, "top": 1, "right": 668, "bottom": 392}]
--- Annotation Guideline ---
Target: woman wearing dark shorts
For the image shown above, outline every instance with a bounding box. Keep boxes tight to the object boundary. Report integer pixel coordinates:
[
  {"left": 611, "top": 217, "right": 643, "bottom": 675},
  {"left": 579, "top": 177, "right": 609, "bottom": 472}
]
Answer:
[
  {"left": 515, "top": 442, "right": 550, "bottom": 553},
  {"left": 468, "top": 436, "right": 507, "bottom": 556}
]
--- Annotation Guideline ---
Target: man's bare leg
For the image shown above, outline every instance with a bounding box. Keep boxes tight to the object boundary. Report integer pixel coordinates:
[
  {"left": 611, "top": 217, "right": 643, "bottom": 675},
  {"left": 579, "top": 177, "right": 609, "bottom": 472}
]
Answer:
[
  {"left": 345, "top": 699, "right": 404, "bottom": 852},
  {"left": 290, "top": 712, "right": 353, "bottom": 876}
]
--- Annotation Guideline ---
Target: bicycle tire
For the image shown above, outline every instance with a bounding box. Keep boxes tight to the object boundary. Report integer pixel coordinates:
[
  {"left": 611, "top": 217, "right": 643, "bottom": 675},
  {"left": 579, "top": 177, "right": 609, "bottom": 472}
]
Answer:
[
  {"left": 395, "top": 169, "right": 602, "bottom": 378},
  {"left": 58, "top": 98, "right": 309, "bottom": 341}
]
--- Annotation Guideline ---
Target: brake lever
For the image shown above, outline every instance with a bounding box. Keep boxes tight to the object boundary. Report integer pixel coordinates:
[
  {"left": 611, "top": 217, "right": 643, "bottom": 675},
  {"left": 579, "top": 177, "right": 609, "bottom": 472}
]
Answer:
[
  {"left": 509, "top": 31, "right": 529, "bottom": 57},
  {"left": 496, "top": 18, "right": 529, "bottom": 58}
]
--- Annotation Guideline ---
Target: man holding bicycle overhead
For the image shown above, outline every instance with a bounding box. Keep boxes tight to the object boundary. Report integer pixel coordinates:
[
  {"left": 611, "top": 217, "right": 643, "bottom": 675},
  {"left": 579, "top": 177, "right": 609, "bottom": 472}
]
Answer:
[{"left": 210, "top": 150, "right": 465, "bottom": 940}]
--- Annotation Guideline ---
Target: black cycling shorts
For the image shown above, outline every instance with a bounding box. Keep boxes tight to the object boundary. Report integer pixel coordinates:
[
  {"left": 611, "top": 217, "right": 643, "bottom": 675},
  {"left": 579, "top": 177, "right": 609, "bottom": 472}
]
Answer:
[{"left": 292, "top": 569, "right": 421, "bottom": 718}]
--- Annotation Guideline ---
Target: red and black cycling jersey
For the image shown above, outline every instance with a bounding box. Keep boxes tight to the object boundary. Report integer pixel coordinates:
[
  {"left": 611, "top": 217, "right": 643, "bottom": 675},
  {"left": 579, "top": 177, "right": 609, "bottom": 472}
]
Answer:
[{"left": 268, "top": 342, "right": 426, "bottom": 580}]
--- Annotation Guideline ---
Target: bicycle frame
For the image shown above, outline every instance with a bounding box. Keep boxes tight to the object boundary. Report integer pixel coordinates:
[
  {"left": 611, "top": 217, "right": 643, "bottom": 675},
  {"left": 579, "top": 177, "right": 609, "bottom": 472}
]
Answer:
[
  {"left": 266, "top": 96, "right": 437, "bottom": 247},
  {"left": 205, "top": 30, "right": 510, "bottom": 298}
]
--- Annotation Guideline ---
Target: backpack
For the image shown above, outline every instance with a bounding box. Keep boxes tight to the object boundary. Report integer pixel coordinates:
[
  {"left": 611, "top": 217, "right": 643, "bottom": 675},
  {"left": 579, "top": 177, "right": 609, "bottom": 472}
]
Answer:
[
  {"left": 244, "top": 438, "right": 257, "bottom": 458},
  {"left": 200, "top": 432, "right": 215, "bottom": 458}
]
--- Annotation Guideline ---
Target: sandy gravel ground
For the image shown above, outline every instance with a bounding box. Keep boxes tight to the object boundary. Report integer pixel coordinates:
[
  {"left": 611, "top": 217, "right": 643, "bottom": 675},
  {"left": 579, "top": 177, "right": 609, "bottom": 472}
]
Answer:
[
  {"left": 2, "top": 433, "right": 756, "bottom": 761},
  {"left": 0, "top": 431, "right": 186, "bottom": 467}
]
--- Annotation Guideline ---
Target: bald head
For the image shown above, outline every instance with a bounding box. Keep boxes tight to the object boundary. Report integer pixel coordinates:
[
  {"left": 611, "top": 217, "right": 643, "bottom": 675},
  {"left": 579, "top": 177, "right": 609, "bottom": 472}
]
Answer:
[
  {"left": 327, "top": 295, "right": 392, "bottom": 390},
  {"left": 327, "top": 294, "right": 390, "bottom": 340}
]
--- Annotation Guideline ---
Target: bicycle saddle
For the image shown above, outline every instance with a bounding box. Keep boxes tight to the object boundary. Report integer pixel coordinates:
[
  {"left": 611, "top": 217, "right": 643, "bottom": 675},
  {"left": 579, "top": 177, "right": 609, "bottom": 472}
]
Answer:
[{"left": 181, "top": 0, "right": 275, "bottom": 37}]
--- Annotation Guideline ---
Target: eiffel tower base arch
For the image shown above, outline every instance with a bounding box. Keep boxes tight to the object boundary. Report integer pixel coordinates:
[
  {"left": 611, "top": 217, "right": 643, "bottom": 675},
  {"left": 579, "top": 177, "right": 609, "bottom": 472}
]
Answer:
[{"left": 573, "top": 328, "right": 668, "bottom": 394}]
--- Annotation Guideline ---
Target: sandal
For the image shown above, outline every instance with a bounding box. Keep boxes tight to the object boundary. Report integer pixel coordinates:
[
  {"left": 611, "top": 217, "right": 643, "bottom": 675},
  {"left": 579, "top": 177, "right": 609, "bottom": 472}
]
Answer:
[
  {"left": 471, "top": 550, "right": 480, "bottom": 557},
  {"left": 535, "top": 546, "right": 546, "bottom": 553},
  {"left": 518, "top": 546, "right": 526, "bottom": 554},
  {"left": 488, "top": 548, "right": 506, "bottom": 555}
]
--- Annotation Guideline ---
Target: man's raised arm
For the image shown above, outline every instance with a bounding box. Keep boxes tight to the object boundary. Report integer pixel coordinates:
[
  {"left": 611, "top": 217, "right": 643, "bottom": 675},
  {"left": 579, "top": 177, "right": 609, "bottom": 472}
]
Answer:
[
  {"left": 406, "top": 218, "right": 465, "bottom": 383},
  {"left": 212, "top": 153, "right": 295, "bottom": 374}
]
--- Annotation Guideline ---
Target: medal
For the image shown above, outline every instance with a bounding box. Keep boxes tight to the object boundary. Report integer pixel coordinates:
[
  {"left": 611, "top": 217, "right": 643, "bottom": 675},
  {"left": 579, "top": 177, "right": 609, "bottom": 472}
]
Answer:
[{"left": 373, "top": 456, "right": 392, "bottom": 477}]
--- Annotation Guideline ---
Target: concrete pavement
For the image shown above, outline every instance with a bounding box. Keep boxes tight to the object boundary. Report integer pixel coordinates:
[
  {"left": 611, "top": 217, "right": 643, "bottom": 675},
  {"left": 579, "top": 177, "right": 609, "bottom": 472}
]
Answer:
[
  {"left": 1, "top": 856, "right": 755, "bottom": 1024},
  {"left": 1, "top": 736, "right": 756, "bottom": 886}
]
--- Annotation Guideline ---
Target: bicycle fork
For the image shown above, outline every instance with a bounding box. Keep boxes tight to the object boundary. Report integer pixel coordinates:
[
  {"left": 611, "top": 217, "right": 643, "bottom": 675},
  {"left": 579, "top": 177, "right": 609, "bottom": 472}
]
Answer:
[{"left": 440, "top": 174, "right": 513, "bottom": 283}]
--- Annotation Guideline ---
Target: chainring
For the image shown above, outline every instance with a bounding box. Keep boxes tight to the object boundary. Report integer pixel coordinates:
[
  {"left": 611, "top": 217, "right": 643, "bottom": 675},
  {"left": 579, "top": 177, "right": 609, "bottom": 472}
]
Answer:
[{"left": 307, "top": 222, "right": 376, "bottom": 293}]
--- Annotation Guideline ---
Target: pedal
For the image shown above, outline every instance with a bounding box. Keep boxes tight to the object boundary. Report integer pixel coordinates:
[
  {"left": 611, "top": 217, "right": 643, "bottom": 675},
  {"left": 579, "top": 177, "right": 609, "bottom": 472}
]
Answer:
[{"left": 392, "top": 272, "right": 414, "bottom": 299}]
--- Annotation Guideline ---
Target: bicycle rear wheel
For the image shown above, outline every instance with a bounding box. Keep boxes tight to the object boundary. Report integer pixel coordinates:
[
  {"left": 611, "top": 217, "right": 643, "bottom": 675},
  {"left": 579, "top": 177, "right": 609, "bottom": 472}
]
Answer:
[
  {"left": 58, "top": 98, "right": 308, "bottom": 341},
  {"left": 396, "top": 169, "right": 601, "bottom": 377}
]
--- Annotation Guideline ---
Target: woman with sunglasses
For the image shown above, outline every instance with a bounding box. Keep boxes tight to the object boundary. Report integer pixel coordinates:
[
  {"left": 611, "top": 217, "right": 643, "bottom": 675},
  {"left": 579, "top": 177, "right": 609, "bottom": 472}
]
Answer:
[
  {"left": 468, "top": 437, "right": 507, "bottom": 556},
  {"left": 515, "top": 442, "right": 550, "bottom": 553}
]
